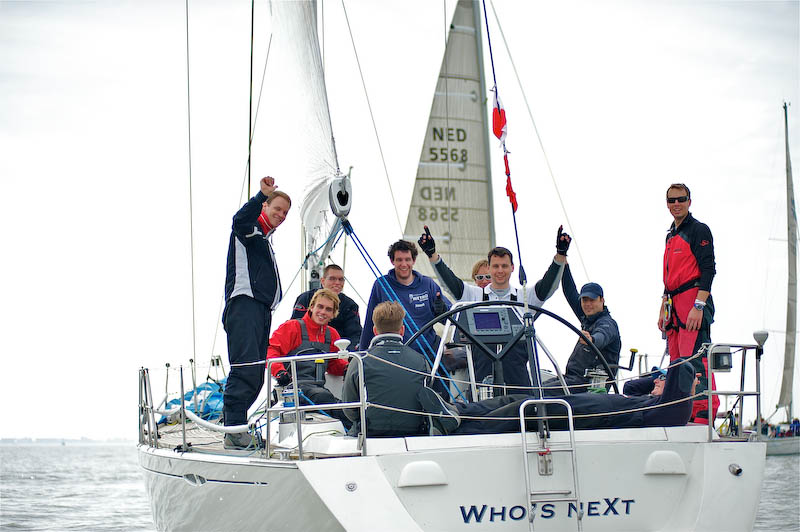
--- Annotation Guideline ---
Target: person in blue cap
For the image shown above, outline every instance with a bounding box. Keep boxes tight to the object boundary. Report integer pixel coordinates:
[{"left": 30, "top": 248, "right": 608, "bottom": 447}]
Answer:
[{"left": 542, "top": 260, "right": 621, "bottom": 395}]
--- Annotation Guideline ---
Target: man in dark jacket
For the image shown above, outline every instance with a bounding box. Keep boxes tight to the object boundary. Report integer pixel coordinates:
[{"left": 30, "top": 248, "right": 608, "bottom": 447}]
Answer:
[
  {"left": 222, "top": 176, "right": 291, "bottom": 448},
  {"left": 343, "top": 301, "right": 430, "bottom": 437},
  {"left": 291, "top": 264, "right": 362, "bottom": 349},
  {"left": 542, "top": 271, "right": 621, "bottom": 395}
]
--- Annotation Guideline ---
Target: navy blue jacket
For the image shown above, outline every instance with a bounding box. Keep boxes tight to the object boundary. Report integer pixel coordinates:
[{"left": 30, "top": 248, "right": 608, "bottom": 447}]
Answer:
[
  {"left": 292, "top": 289, "right": 362, "bottom": 349},
  {"left": 359, "top": 270, "right": 450, "bottom": 354},
  {"left": 562, "top": 265, "right": 621, "bottom": 382},
  {"left": 224, "top": 191, "right": 282, "bottom": 310}
]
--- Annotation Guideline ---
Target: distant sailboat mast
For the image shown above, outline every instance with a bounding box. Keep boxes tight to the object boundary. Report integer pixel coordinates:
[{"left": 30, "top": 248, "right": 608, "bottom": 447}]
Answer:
[
  {"left": 778, "top": 101, "right": 797, "bottom": 423},
  {"left": 403, "top": 0, "right": 495, "bottom": 285}
]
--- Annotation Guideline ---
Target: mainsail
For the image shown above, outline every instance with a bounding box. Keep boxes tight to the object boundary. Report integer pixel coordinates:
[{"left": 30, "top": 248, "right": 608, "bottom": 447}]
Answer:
[
  {"left": 778, "top": 101, "right": 797, "bottom": 421},
  {"left": 403, "top": 0, "right": 495, "bottom": 287}
]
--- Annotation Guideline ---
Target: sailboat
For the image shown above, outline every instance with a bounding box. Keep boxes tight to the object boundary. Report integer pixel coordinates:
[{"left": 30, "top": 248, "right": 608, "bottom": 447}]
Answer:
[
  {"left": 138, "top": 2, "right": 768, "bottom": 530},
  {"left": 763, "top": 102, "right": 800, "bottom": 456}
]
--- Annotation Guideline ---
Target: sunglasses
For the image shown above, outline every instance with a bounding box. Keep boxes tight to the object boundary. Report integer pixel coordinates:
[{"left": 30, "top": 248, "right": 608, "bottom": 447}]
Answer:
[
  {"left": 666, "top": 196, "right": 689, "bottom": 204},
  {"left": 474, "top": 274, "right": 491, "bottom": 281}
]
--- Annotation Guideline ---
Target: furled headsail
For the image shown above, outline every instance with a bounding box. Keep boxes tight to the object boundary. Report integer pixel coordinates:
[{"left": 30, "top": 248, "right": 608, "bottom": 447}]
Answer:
[
  {"left": 403, "top": 0, "right": 495, "bottom": 286},
  {"left": 269, "top": 0, "right": 343, "bottom": 290}
]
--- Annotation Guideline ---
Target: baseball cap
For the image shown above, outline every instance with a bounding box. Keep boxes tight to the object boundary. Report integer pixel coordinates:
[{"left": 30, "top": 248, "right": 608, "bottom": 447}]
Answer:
[{"left": 579, "top": 282, "right": 603, "bottom": 299}]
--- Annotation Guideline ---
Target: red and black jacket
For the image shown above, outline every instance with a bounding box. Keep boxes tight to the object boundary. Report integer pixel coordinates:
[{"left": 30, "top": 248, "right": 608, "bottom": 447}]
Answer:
[{"left": 663, "top": 213, "right": 716, "bottom": 295}]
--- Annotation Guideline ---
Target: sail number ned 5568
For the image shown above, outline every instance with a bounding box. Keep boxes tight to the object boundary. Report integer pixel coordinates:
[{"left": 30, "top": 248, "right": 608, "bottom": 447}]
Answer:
[{"left": 418, "top": 206, "right": 459, "bottom": 222}]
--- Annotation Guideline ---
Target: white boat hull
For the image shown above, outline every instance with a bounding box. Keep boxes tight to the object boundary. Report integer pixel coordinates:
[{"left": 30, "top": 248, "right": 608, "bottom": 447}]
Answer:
[
  {"left": 139, "top": 425, "right": 765, "bottom": 532},
  {"left": 764, "top": 435, "right": 800, "bottom": 456}
]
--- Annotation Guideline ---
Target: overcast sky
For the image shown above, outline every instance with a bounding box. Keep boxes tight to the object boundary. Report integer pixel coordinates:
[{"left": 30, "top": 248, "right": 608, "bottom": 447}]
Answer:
[{"left": 1, "top": 0, "right": 798, "bottom": 439}]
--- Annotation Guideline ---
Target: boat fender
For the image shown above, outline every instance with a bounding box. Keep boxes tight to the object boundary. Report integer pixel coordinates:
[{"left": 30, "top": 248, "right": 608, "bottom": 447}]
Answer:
[
  {"left": 643, "top": 450, "right": 687, "bottom": 475},
  {"left": 397, "top": 460, "right": 448, "bottom": 488}
]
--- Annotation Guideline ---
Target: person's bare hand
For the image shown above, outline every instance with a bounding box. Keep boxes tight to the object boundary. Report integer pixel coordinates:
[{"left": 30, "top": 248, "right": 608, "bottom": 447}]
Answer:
[
  {"left": 260, "top": 176, "right": 277, "bottom": 196},
  {"left": 686, "top": 307, "right": 703, "bottom": 331}
]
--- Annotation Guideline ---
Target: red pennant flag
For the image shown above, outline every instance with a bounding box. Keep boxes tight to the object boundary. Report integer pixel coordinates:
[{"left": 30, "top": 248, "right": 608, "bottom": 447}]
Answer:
[
  {"left": 492, "top": 92, "right": 507, "bottom": 142},
  {"left": 506, "top": 175, "right": 518, "bottom": 213}
]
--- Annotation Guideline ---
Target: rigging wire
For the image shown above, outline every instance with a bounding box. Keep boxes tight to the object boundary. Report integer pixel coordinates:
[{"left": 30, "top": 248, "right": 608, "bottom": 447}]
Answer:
[
  {"left": 340, "top": 0, "right": 404, "bottom": 235},
  {"left": 488, "top": 0, "right": 590, "bottom": 281},
  {"left": 480, "top": 0, "right": 527, "bottom": 286},
  {"left": 211, "top": 33, "right": 274, "bottom": 361},
  {"left": 247, "top": 0, "right": 255, "bottom": 196},
  {"left": 185, "top": 0, "right": 197, "bottom": 362},
  {"left": 442, "top": 0, "right": 453, "bottom": 244}
]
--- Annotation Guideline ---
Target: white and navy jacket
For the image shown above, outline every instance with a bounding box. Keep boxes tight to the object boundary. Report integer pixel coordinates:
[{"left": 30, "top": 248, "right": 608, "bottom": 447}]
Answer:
[{"left": 224, "top": 191, "right": 282, "bottom": 310}]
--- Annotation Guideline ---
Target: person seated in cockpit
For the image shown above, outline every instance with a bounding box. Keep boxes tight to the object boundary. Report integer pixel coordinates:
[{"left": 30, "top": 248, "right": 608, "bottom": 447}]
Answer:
[
  {"left": 541, "top": 274, "right": 621, "bottom": 395},
  {"left": 440, "top": 358, "right": 699, "bottom": 435},
  {"left": 267, "top": 288, "right": 350, "bottom": 428},
  {"left": 342, "top": 301, "right": 431, "bottom": 437}
]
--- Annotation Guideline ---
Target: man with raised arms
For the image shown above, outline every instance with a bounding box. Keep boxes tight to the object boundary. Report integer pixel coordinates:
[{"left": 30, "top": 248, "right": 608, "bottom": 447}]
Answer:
[{"left": 418, "top": 226, "right": 569, "bottom": 390}]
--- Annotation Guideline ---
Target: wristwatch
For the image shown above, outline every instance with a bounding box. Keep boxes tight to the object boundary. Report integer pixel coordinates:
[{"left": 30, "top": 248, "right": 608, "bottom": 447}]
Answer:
[{"left": 693, "top": 299, "right": 706, "bottom": 310}]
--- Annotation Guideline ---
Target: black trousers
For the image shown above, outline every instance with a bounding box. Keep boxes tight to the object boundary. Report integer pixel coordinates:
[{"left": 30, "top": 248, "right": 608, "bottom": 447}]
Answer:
[
  {"left": 300, "top": 384, "right": 352, "bottom": 429},
  {"left": 222, "top": 296, "right": 271, "bottom": 426}
]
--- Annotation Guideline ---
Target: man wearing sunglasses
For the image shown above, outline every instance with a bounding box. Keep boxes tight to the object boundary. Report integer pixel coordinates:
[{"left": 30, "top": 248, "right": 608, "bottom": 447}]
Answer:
[
  {"left": 291, "top": 264, "right": 362, "bottom": 350},
  {"left": 658, "top": 183, "right": 718, "bottom": 424}
]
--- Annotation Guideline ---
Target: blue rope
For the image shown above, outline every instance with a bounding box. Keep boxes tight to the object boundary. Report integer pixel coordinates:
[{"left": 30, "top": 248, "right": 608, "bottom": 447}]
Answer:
[
  {"left": 303, "top": 223, "right": 344, "bottom": 267},
  {"left": 298, "top": 391, "right": 333, "bottom": 418},
  {"left": 342, "top": 222, "right": 466, "bottom": 402}
]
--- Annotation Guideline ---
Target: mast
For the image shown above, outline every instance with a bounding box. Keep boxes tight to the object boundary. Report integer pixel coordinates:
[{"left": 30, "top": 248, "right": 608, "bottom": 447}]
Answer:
[
  {"left": 778, "top": 101, "right": 797, "bottom": 422},
  {"left": 403, "top": 0, "right": 496, "bottom": 286}
]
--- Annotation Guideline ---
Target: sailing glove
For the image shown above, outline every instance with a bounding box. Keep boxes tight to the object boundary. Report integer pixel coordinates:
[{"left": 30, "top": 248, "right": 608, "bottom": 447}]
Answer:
[
  {"left": 433, "top": 291, "right": 446, "bottom": 316},
  {"left": 276, "top": 370, "right": 292, "bottom": 387},
  {"left": 556, "top": 225, "right": 571, "bottom": 256},
  {"left": 418, "top": 225, "right": 436, "bottom": 258}
]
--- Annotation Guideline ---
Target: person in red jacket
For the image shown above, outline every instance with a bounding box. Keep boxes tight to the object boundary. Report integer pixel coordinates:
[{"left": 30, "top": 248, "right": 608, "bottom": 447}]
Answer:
[
  {"left": 267, "top": 288, "right": 350, "bottom": 427},
  {"left": 658, "top": 183, "right": 719, "bottom": 424}
]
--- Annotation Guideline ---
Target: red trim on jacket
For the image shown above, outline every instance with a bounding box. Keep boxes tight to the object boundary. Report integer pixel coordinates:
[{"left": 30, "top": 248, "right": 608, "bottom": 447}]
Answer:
[{"left": 267, "top": 312, "right": 346, "bottom": 376}]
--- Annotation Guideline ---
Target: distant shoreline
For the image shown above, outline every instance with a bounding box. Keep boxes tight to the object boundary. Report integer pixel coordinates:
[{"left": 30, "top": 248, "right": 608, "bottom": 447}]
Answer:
[{"left": 1, "top": 438, "right": 136, "bottom": 445}]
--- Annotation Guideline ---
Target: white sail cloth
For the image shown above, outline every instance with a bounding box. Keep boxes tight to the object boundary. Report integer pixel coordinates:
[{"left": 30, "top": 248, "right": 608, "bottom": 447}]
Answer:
[{"left": 270, "top": 0, "right": 339, "bottom": 253}]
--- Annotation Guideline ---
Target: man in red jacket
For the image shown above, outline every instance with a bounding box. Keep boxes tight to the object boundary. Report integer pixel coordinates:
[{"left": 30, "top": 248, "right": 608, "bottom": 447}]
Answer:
[
  {"left": 268, "top": 288, "right": 350, "bottom": 427},
  {"left": 658, "top": 183, "right": 719, "bottom": 424}
]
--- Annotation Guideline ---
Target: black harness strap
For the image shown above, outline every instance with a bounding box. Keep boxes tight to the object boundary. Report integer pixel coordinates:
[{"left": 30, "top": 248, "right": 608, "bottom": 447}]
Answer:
[
  {"left": 665, "top": 278, "right": 700, "bottom": 298},
  {"left": 483, "top": 291, "right": 518, "bottom": 302}
]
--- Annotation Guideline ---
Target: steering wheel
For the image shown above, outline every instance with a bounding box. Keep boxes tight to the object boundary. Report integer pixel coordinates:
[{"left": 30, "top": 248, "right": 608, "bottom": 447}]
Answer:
[{"left": 404, "top": 300, "right": 620, "bottom": 395}]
